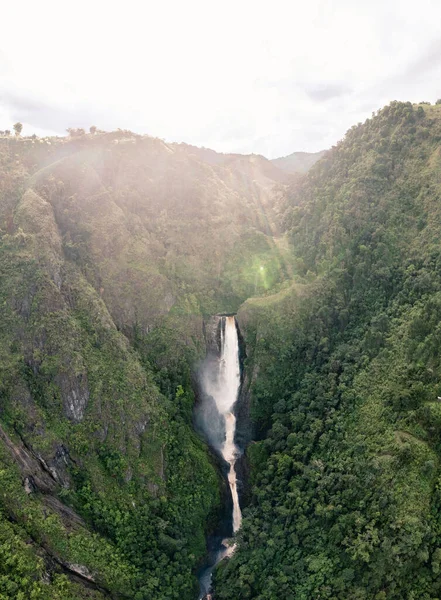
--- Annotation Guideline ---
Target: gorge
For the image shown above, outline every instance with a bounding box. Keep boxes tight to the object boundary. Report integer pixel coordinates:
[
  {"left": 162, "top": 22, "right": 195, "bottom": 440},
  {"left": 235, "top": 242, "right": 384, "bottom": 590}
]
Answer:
[{"left": 1, "top": 100, "right": 441, "bottom": 599}]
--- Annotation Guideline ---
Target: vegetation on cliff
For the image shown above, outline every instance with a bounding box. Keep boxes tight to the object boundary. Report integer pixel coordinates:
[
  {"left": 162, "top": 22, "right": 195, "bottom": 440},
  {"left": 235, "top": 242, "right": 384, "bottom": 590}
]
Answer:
[
  {"left": 215, "top": 101, "right": 441, "bottom": 599},
  {"left": 0, "top": 133, "right": 290, "bottom": 598}
]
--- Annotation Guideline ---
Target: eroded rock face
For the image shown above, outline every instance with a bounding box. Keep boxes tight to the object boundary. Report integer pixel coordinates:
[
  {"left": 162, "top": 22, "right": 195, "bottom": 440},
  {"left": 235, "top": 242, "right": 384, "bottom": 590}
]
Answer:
[
  {"left": 204, "top": 315, "right": 222, "bottom": 356},
  {"left": 66, "top": 564, "right": 95, "bottom": 582},
  {"left": 56, "top": 372, "right": 90, "bottom": 422},
  {"left": 46, "top": 444, "right": 72, "bottom": 488},
  {"left": 0, "top": 424, "right": 56, "bottom": 494},
  {"left": 24, "top": 476, "right": 36, "bottom": 494}
]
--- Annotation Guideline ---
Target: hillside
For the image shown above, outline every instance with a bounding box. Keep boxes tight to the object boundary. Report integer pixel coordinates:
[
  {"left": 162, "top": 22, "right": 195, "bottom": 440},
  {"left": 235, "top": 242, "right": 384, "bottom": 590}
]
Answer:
[
  {"left": 0, "top": 132, "right": 290, "bottom": 599},
  {"left": 215, "top": 101, "right": 441, "bottom": 599}
]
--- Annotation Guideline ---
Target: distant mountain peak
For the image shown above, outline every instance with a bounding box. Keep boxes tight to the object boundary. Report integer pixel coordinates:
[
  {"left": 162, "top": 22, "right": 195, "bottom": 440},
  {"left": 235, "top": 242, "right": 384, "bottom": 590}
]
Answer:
[{"left": 271, "top": 149, "right": 327, "bottom": 174}]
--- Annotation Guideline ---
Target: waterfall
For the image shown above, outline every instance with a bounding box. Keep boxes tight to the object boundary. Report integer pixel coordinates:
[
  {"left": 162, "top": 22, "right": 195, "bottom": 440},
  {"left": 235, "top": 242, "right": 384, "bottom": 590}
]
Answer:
[
  {"left": 197, "top": 315, "right": 243, "bottom": 598},
  {"left": 216, "top": 316, "right": 242, "bottom": 533}
]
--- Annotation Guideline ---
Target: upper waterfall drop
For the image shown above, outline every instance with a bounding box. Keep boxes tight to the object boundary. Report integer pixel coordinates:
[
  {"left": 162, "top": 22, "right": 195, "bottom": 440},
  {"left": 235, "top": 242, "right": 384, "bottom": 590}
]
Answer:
[{"left": 203, "top": 315, "right": 242, "bottom": 532}]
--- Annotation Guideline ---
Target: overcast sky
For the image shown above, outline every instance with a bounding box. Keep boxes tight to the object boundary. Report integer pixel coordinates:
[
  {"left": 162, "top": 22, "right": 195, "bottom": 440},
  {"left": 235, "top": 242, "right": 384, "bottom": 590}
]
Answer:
[{"left": 1, "top": 0, "right": 441, "bottom": 158}]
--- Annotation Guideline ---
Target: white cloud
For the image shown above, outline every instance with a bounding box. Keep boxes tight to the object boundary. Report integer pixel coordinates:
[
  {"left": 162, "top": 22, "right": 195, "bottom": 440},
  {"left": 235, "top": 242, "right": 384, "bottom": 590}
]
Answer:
[{"left": 1, "top": 0, "right": 441, "bottom": 157}]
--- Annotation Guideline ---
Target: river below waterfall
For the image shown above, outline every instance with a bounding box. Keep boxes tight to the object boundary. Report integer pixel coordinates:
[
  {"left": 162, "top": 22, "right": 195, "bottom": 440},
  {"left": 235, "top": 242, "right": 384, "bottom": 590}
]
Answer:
[{"left": 196, "top": 315, "right": 243, "bottom": 599}]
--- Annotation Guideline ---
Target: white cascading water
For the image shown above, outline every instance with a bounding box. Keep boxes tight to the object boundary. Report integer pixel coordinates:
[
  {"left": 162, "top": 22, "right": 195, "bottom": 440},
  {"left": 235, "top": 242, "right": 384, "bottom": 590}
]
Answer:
[
  {"left": 198, "top": 316, "right": 242, "bottom": 599},
  {"left": 217, "top": 316, "right": 242, "bottom": 534}
]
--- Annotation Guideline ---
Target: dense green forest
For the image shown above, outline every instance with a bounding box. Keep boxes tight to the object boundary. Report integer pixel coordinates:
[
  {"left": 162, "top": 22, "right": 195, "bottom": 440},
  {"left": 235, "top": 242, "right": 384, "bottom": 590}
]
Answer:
[
  {"left": 1, "top": 100, "right": 441, "bottom": 599},
  {"left": 215, "top": 101, "right": 441, "bottom": 599}
]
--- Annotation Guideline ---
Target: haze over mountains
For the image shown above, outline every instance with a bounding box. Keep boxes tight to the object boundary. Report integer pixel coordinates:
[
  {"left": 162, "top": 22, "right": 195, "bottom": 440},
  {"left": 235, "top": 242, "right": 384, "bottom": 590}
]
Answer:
[
  {"left": 1, "top": 100, "right": 441, "bottom": 600},
  {"left": 271, "top": 149, "right": 328, "bottom": 174}
]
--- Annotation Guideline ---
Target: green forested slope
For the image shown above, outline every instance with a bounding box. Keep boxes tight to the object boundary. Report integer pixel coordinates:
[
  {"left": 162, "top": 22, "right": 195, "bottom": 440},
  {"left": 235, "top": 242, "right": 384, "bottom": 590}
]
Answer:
[
  {"left": 215, "top": 102, "right": 441, "bottom": 599},
  {"left": 0, "top": 133, "right": 288, "bottom": 599},
  {"left": 0, "top": 158, "right": 218, "bottom": 599}
]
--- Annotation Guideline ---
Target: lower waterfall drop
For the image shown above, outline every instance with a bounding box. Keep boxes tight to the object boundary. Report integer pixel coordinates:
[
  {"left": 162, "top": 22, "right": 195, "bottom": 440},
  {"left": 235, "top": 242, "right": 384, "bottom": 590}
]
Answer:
[{"left": 197, "top": 315, "right": 243, "bottom": 598}]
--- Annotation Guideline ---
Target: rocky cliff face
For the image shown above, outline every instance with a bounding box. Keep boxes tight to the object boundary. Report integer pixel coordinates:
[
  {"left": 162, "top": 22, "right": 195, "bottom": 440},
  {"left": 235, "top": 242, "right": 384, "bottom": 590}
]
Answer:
[{"left": 204, "top": 315, "right": 223, "bottom": 356}]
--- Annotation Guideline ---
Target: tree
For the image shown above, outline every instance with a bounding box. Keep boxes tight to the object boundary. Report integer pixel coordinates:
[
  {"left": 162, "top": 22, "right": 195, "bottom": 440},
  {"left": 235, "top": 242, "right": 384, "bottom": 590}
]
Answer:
[
  {"left": 436, "top": 99, "right": 441, "bottom": 105},
  {"left": 13, "top": 122, "right": 23, "bottom": 136},
  {"left": 89, "top": 125, "right": 97, "bottom": 135},
  {"left": 66, "top": 127, "right": 85, "bottom": 137}
]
